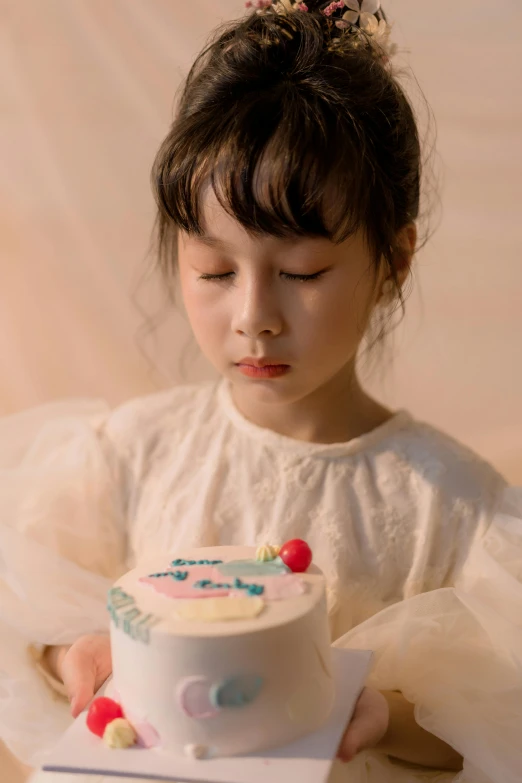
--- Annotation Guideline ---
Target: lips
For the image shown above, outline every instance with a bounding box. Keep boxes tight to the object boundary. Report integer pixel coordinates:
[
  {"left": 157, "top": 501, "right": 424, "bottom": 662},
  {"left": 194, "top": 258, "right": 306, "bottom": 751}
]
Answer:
[
  {"left": 237, "top": 365, "right": 289, "bottom": 379},
  {"left": 237, "top": 358, "right": 288, "bottom": 368}
]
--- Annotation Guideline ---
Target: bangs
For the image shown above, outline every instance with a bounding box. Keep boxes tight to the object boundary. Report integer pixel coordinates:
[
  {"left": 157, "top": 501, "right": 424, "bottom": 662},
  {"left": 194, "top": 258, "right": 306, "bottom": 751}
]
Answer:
[{"left": 152, "top": 86, "right": 373, "bottom": 247}]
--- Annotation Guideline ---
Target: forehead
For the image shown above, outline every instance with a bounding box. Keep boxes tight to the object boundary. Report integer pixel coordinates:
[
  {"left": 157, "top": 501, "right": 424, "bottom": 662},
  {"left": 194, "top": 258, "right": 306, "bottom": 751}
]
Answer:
[
  {"left": 197, "top": 185, "right": 322, "bottom": 244},
  {"left": 185, "top": 186, "right": 371, "bottom": 266},
  {"left": 194, "top": 187, "right": 317, "bottom": 253},
  {"left": 199, "top": 186, "right": 246, "bottom": 241}
]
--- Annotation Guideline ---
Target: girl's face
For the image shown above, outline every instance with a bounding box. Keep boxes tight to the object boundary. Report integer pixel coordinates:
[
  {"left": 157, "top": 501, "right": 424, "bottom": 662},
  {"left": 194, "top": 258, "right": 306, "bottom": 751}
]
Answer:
[{"left": 178, "top": 190, "right": 383, "bottom": 410}]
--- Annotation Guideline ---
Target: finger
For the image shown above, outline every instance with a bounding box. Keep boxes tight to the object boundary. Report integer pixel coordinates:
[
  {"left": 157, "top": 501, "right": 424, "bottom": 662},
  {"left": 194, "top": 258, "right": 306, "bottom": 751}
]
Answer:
[
  {"left": 337, "top": 724, "right": 360, "bottom": 762},
  {"left": 69, "top": 674, "right": 96, "bottom": 718},
  {"left": 338, "top": 712, "right": 373, "bottom": 761},
  {"left": 338, "top": 690, "right": 389, "bottom": 762},
  {"left": 61, "top": 648, "right": 96, "bottom": 718},
  {"left": 338, "top": 689, "right": 371, "bottom": 761}
]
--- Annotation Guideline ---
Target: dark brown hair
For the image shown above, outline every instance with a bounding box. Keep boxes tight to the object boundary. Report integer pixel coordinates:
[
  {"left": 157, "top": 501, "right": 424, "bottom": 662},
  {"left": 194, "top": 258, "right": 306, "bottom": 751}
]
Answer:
[{"left": 151, "top": 2, "right": 422, "bottom": 301}]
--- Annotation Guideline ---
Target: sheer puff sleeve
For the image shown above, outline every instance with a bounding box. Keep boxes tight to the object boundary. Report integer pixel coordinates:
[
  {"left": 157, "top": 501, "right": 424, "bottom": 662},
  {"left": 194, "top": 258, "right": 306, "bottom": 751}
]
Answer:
[
  {"left": 0, "top": 399, "right": 129, "bottom": 767},
  {"left": 333, "top": 487, "right": 522, "bottom": 783}
]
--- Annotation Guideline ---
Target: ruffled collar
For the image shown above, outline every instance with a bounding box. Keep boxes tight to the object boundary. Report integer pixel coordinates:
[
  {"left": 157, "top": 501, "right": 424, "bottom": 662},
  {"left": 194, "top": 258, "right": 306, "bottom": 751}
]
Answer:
[{"left": 217, "top": 380, "right": 412, "bottom": 459}]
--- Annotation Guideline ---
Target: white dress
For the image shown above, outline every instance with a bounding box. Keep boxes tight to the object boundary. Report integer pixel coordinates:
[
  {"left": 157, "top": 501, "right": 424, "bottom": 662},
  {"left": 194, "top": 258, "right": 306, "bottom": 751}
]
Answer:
[{"left": 1, "top": 381, "right": 521, "bottom": 783}]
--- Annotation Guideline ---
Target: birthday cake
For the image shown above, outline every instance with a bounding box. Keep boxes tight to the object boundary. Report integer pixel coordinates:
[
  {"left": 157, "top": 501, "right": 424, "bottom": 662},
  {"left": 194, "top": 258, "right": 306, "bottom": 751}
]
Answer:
[{"left": 90, "top": 541, "right": 334, "bottom": 759}]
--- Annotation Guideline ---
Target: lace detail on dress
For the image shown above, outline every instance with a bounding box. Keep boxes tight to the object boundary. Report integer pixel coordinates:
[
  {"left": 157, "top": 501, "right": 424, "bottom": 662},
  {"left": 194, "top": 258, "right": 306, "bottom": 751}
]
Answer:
[
  {"left": 94, "top": 381, "right": 505, "bottom": 626},
  {"left": 0, "top": 383, "right": 514, "bottom": 775}
]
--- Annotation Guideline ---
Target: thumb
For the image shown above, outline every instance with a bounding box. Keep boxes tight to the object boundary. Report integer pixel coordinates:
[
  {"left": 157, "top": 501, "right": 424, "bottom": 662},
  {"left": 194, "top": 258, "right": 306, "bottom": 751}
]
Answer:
[
  {"left": 61, "top": 646, "right": 96, "bottom": 718},
  {"left": 339, "top": 709, "right": 374, "bottom": 761},
  {"left": 338, "top": 688, "right": 389, "bottom": 762},
  {"left": 339, "top": 716, "right": 367, "bottom": 762}
]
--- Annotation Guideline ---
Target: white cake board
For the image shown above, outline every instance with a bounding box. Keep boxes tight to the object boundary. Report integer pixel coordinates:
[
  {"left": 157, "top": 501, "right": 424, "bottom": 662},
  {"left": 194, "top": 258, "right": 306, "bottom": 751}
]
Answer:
[{"left": 40, "top": 648, "right": 372, "bottom": 783}]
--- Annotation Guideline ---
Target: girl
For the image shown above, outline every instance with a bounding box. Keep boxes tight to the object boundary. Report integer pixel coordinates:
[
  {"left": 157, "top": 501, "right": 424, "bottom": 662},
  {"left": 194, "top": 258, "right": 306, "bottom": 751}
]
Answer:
[{"left": 1, "top": 2, "right": 521, "bottom": 782}]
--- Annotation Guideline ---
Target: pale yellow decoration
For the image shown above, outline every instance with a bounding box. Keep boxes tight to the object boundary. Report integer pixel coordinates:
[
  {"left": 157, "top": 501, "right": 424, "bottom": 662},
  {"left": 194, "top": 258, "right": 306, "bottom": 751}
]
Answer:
[
  {"left": 103, "top": 718, "right": 137, "bottom": 749},
  {"left": 175, "top": 597, "right": 265, "bottom": 622},
  {"left": 184, "top": 743, "right": 210, "bottom": 759},
  {"left": 255, "top": 543, "right": 280, "bottom": 562}
]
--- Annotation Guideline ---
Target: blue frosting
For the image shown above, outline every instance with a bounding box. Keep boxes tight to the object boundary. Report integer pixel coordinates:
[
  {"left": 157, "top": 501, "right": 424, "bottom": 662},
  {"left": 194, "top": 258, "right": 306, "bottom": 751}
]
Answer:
[
  {"left": 217, "top": 557, "right": 290, "bottom": 578},
  {"left": 107, "top": 587, "right": 158, "bottom": 644},
  {"left": 147, "top": 570, "right": 188, "bottom": 581},
  {"left": 194, "top": 577, "right": 265, "bottom": 596},
  {"left": 210, "top": 675, "right": 264, "bottom": 709},
  {"left": 170, "top": 558, "right": 223, "bottom": 567}
]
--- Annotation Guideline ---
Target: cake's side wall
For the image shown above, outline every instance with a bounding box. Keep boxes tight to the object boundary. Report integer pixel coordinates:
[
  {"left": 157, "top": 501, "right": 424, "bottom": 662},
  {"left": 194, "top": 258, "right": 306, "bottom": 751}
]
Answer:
[{"left": 110, "top": 594, "right": 334, "bottom": 757}]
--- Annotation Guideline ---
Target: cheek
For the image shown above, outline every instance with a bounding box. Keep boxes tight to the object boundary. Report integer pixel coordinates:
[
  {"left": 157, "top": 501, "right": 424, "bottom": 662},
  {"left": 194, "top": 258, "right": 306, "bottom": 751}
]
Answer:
[
  {"left": 298, "top": 279, "right": 374, "bottom": 352},
  {"left": 179, "top": 277, "right": 229, "bottom": 344}
]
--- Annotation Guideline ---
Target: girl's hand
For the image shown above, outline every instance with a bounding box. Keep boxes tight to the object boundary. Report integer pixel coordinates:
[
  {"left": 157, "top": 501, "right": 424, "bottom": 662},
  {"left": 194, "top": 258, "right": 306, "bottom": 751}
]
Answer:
[
  {"left": 337, "top": 687, "right": 390, "bottom": 763},
  {"left": 58, "top": 634, "right": 112, "bottom": 717}
]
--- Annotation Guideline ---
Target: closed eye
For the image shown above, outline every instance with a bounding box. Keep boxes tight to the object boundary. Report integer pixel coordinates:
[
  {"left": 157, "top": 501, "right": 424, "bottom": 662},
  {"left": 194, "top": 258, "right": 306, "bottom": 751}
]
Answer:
[
  {"left": 199, "top": 272, "right": 234, "bottom": 281},
  {"left": 280, "top": 271, "right": 325, "bottom": 282},
  {"left": 199, "top": 270, "right": 327, "bottom": 283}
]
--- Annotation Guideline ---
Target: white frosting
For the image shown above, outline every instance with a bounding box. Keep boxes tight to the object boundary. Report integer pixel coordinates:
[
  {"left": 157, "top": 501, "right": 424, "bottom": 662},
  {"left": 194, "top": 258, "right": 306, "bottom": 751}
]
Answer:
[{"left": 110, "top": 546, "right": 334, "bottom": 757}]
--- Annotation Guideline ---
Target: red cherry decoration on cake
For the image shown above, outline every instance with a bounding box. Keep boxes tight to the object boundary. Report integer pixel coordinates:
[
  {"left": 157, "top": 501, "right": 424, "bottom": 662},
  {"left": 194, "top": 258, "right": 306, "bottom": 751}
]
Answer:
[
  {"left": 86, "top": 697, "right": 124, "bottom": 737},
  {"left": 279, "top": 539, "right": 312, "bottom": 573}
]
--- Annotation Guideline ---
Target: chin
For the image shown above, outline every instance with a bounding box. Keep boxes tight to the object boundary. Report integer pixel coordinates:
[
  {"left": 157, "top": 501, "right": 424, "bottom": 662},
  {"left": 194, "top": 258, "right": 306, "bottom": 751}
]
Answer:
[{"left": 230, "top": 373, "right": 316, "bottom": 407}]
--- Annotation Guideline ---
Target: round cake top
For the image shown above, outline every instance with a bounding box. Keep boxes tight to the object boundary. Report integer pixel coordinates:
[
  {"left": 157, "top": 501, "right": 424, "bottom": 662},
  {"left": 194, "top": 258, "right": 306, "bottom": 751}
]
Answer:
[{"left": 109, "top": 545, "right": 326, "bottom": 638}]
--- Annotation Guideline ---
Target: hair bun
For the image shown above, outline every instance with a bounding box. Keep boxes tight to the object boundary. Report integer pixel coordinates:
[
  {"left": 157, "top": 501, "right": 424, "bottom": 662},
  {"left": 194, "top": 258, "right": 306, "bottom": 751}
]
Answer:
[{"left": 245, "top": 1, "right": 395, "bottom": 64}]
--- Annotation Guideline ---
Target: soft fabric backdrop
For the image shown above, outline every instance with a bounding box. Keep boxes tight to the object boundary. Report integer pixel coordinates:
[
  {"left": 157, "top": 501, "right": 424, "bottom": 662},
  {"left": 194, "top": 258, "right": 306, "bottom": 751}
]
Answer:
[
  {"left": 1, "top": 0, "right": 520, "bottom": 481},
  {"left": 0, "top": 2, "right": 521, "bottom": 781}
]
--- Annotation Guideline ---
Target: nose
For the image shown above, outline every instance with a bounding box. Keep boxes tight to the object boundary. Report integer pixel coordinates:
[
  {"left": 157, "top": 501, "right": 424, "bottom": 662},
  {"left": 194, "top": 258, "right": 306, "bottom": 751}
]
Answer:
[{"left": 232, "top": 274, "right": 283, "bottom": 339}]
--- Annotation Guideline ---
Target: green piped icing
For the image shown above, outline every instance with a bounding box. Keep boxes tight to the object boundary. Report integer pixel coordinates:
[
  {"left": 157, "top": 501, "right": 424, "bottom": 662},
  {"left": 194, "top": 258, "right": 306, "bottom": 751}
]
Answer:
[
  {"left": 194, "top": 577, "right": 264, "bottom": 596},
  {"left": 148, "top": 570, "right": 188, "bottom": 581},
  {"left": 107, "top": 586, "right": 159, "bottom": 644},
  {"left": 217, "top": 557, "right": 290, "bottom": 578},
  {"left": 170, "top": 558, "right": 223, "bottom": 567}
]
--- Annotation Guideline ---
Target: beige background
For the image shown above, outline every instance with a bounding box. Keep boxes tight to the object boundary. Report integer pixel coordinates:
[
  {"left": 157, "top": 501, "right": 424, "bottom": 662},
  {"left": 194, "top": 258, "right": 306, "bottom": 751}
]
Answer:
[{"left": 0, "top": 1, "right": 521, "bottom": 778}]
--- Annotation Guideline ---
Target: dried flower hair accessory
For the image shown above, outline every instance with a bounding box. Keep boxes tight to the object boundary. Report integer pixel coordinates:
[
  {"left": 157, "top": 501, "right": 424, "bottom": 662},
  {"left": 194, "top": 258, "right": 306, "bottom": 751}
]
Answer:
[
  {"left": 339, "top": 0, "right": 395, "bottom": 52},
  {"left": 245, "top": 0, "right": 273, "bottom": 8},
  {"left": 244, "top": 0, "right": 397, "bottom": 63},
  {"left": 245, "top": 0, "right": 307, "bottom": 10},
  {"left": 342, "top": 0, "right": 380, "bottom": 28},
  {"left": 326, "top": 0, "right": 396, "bottom": 59}
]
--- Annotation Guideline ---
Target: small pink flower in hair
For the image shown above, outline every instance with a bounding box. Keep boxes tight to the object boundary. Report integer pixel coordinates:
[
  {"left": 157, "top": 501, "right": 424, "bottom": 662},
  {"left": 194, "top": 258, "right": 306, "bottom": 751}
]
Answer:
[
  {"left": 245, "top": 0, "right": 273, "bottom": 8},
  {"left": 342, "top": 0, "right": 380, "bottom": 30},
  {"left": 323, "top": 0, "right": 345, "bottom": 17},
  {"left": 295, "top": 2, "right": 308, "bottom": 10}
]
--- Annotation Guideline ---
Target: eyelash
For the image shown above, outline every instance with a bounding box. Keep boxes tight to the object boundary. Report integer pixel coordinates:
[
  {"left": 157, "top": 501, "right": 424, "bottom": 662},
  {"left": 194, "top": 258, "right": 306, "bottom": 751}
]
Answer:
[{"left": 199, "top": 271, "right": 325, "bottom": 283}]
